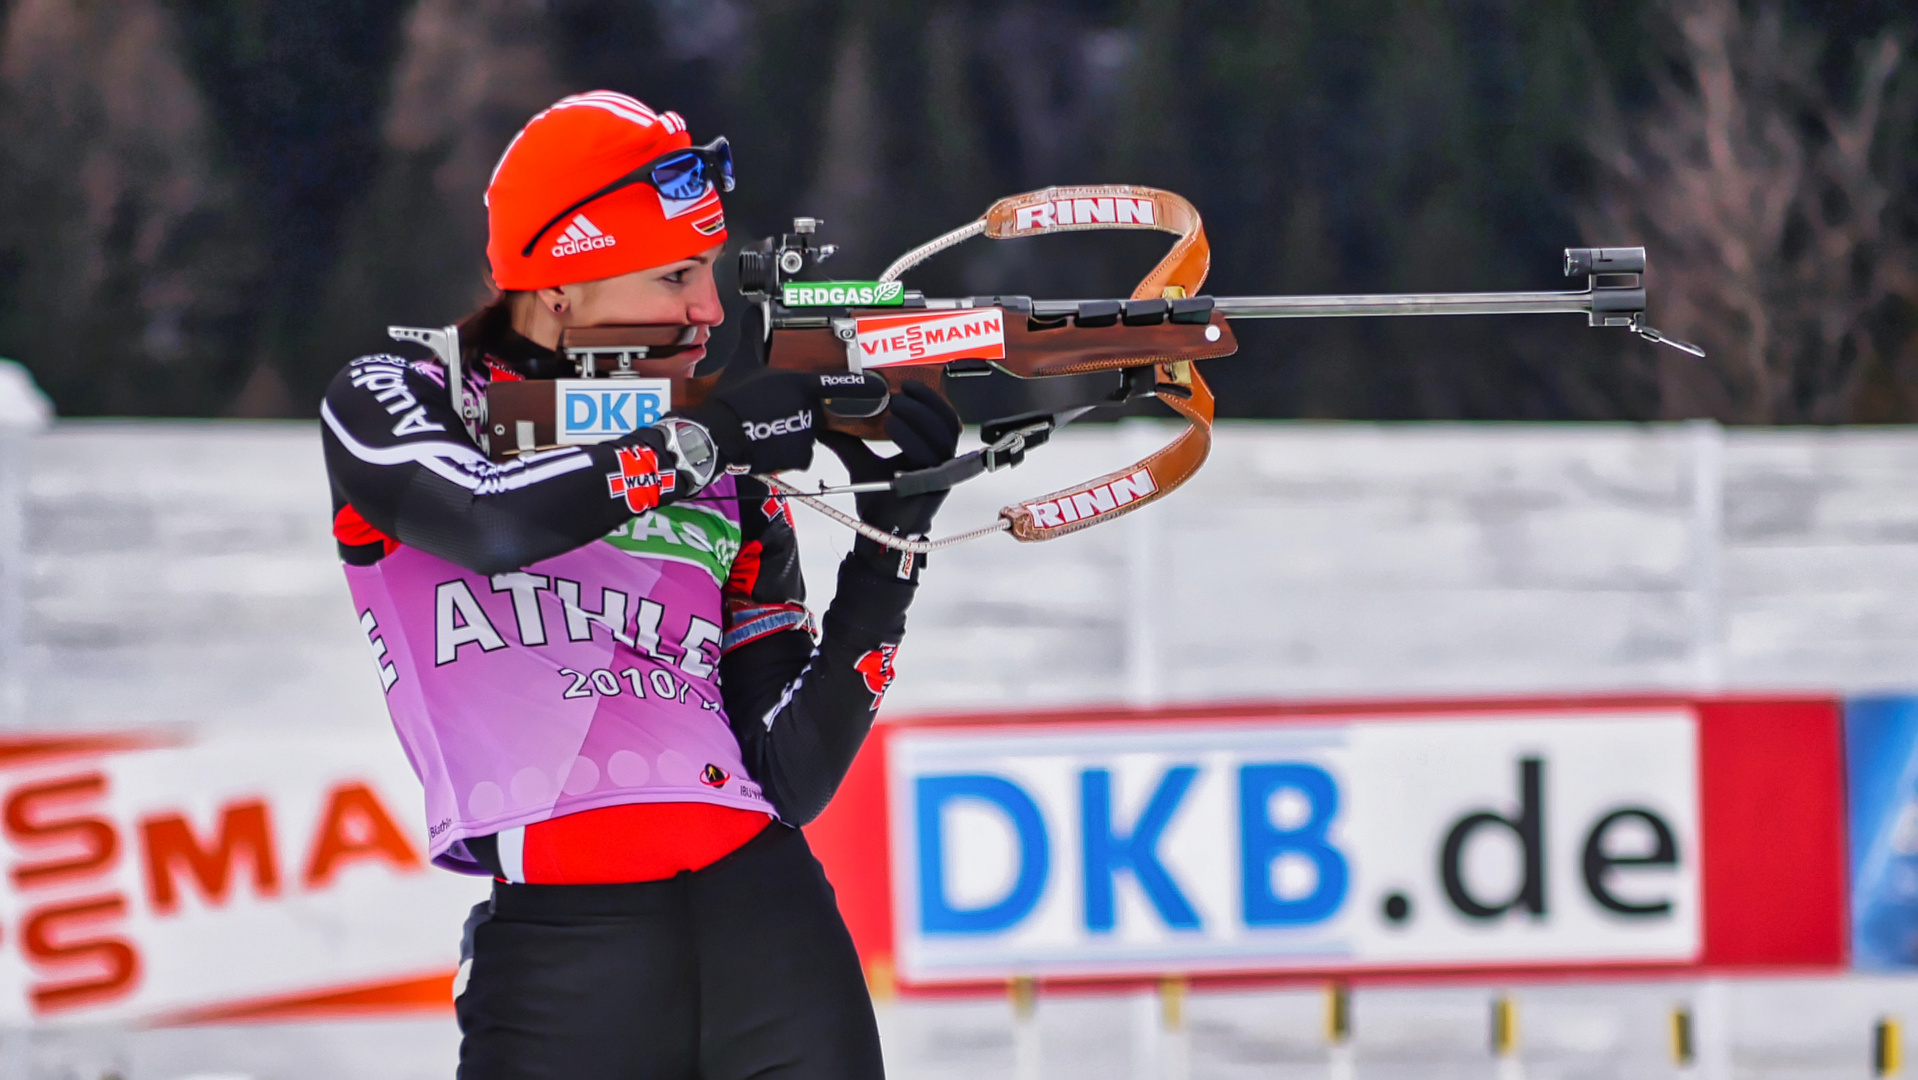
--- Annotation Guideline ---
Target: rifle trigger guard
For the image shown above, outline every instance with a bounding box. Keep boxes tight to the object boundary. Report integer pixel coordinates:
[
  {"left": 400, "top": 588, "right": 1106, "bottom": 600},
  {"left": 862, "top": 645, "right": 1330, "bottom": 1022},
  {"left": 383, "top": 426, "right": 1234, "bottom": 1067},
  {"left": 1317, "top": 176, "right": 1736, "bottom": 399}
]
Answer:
[{"left": 1114, "top": 366, "right": 1157, "bottom": 404}]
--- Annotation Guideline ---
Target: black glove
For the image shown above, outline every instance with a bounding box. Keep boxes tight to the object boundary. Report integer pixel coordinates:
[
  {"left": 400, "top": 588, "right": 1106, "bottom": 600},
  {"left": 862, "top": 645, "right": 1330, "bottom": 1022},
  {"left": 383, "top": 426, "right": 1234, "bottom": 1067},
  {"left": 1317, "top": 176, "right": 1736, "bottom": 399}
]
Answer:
[
  {"left": 685, "top": 305, "right": 890, "bottom": 474},
  {"left": 686, "top": 369, "right": 889, "bottom": 475},
  {"left": 819, "top": 381, "right": 962, "bottom": 578}
]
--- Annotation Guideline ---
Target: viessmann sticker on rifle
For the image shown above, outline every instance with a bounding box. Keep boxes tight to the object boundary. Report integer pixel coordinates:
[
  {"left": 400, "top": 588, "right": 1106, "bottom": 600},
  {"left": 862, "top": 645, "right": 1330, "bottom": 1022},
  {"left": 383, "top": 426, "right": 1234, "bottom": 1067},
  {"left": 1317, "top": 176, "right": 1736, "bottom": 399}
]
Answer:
[{"left": 853, "top": 309, "right": 1006, "bottom": 369}]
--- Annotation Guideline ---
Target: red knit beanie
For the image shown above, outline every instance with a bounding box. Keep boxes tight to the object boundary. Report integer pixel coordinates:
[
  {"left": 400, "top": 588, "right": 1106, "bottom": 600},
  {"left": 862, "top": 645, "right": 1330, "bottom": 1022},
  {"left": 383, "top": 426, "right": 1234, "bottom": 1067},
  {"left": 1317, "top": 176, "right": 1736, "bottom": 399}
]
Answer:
[{"left": 485, "top": 92, "right": 728, "bottom": 291}]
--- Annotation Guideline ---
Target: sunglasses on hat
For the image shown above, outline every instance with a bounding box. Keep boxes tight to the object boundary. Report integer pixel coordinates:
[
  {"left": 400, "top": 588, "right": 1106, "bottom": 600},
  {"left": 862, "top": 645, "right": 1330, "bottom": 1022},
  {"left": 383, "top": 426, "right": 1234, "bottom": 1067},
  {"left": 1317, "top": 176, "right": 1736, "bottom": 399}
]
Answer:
[{"left": 521, "top": 137, "right": 734, "bottom": 258}]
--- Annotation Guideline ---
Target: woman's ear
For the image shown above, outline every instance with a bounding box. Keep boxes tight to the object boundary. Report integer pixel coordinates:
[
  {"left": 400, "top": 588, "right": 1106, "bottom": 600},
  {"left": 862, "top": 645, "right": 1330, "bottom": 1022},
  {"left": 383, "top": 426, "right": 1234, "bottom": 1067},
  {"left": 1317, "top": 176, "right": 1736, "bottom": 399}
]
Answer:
[{"left": 536, "top": 285, "right": 572, "bottom": 317}]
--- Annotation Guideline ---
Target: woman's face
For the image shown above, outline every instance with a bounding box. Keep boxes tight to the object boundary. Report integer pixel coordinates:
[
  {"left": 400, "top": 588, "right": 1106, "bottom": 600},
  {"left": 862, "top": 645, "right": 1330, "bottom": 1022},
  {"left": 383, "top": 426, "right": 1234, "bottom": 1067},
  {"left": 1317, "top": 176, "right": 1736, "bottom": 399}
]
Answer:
[{"left": 537, "top": 242, "right": 727, "bottom": 370}]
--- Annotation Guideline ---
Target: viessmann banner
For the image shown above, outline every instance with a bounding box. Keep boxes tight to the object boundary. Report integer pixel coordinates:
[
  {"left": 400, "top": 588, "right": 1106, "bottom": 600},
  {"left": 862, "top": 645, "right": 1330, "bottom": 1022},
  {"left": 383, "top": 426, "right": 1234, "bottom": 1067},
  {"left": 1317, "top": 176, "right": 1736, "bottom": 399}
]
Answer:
[
  {"left": 805, "top": 697, "right": 1848, "bottom": 988},
  {"left": 0, "top": 731, "right": 484, "bottom": 1025}
]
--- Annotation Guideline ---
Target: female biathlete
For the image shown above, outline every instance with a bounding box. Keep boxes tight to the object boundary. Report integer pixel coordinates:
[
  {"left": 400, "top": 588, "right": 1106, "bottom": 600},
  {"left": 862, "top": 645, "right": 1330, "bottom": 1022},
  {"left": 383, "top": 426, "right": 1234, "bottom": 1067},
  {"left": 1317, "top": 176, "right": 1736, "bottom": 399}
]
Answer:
[{"left": 319, "top": 91, "right": 956, "bottom": 1079}]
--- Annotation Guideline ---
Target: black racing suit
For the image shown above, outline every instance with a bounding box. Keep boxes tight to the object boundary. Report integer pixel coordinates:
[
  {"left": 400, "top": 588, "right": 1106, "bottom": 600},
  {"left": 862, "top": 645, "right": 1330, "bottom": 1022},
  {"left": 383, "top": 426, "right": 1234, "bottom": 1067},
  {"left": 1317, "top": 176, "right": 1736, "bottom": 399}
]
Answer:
[{"left": 320, "top": 313, "right": 906, "bottom": 1079}]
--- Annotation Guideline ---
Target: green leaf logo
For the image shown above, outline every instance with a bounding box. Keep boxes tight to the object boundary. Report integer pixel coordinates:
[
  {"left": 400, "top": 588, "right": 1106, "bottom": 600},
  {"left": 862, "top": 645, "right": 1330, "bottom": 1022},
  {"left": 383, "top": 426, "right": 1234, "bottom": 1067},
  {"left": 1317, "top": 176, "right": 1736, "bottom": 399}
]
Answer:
[{"left": 875, "top": 281, "right": 904, "bottom": 303}]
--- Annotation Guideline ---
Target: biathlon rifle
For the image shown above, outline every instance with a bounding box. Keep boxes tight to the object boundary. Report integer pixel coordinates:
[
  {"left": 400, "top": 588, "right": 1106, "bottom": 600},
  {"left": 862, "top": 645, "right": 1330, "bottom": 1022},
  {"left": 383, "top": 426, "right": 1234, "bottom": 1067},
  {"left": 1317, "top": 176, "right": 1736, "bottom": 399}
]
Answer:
[{"left": 453, "top": 185, "right": 1703, "bottom": 553}]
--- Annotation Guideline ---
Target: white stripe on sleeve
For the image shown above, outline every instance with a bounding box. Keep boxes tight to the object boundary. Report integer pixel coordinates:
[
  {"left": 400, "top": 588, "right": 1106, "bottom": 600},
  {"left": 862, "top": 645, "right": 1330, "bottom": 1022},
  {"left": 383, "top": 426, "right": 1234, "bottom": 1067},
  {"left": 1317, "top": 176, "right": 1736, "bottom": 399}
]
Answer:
[{"left": 321, "top": 400, "right": 595, "bottom": 494}]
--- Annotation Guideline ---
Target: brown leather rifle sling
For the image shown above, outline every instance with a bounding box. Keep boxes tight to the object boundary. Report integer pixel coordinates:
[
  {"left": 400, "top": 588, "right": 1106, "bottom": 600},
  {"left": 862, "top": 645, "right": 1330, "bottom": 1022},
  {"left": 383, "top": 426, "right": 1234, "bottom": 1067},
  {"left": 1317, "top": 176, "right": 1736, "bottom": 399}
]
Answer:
[{"left": 876, "top": 184, "right": 1231, "bottom": 542}]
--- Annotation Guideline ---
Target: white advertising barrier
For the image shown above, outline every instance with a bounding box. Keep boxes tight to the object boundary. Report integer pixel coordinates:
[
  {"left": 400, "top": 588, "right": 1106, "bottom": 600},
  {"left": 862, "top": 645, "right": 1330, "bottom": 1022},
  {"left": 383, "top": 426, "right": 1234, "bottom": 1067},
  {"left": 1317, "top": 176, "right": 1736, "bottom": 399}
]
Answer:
[
  {"left": 0, "top": 732, "right": 484, "bottom": 1025},
  {"left": 887, "top": 711, "right": 1701, "bottom": 983}
]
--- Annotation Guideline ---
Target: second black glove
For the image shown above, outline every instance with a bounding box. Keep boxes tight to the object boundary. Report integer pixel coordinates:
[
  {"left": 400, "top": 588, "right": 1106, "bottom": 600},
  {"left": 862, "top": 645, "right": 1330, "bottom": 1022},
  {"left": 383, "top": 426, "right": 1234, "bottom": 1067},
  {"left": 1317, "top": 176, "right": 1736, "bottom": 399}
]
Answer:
[{"left": 819, "top": 381, "right": 963, "bottom": 579}]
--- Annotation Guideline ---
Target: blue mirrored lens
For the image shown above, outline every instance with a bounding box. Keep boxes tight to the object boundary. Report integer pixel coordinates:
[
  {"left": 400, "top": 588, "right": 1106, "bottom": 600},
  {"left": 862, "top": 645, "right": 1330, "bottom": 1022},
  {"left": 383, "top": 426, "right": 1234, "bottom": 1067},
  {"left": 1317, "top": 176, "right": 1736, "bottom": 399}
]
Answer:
[{"left": 651, "top": 153, "right": 708, "bottom": 201}]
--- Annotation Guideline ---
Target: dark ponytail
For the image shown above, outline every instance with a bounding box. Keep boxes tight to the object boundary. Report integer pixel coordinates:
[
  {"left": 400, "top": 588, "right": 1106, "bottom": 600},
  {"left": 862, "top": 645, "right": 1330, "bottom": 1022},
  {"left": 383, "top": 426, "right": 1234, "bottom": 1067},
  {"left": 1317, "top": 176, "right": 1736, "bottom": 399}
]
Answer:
[{"left": 455, "top": 291, "right": 525, "bottom": 369}]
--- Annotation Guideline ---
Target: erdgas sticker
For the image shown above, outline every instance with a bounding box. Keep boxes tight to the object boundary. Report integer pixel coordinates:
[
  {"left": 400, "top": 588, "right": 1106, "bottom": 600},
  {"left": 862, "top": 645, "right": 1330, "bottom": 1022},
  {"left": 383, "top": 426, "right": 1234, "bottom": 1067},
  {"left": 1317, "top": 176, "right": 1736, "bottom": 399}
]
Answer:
[
  {"left": 555, "top": 379, "right": 673, "bottom": 444},
  {"left": 853, "top": 309, "right": 1005, "bottom": 369},
  {"left": 781, "top": 281, "right": 906, "bottom": 307}
]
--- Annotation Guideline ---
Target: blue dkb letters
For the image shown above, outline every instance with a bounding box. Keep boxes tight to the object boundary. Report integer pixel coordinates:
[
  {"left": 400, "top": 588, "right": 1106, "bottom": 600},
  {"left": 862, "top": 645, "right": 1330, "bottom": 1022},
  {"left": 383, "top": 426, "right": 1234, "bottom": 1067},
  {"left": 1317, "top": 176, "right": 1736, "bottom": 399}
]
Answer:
[
  {"left": 916, "top": 775, "right": 1050, "bottom": 934},
  {"left": 566, "top": 392, "right": 596, "bottom": 432},
  {"left": 1238, "top": 763, "right": 1348, "bottom": 925},
  {"left": 1081, "top": 766, "right": 1201, "bottom": 932}
]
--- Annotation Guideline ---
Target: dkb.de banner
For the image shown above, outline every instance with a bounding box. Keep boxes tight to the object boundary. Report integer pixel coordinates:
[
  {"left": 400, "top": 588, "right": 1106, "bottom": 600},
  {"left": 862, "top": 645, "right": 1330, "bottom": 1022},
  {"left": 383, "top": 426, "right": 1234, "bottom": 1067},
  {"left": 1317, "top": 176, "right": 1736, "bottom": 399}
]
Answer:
[{"left": 806, "top": 697, "right": 1847, "bottom": 989}]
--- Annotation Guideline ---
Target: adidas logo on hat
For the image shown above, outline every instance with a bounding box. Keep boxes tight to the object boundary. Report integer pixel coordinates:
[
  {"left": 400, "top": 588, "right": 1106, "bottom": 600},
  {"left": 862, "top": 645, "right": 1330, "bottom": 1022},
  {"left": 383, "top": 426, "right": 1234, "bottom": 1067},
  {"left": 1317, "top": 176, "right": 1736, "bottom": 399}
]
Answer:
[{"left": 551, "top": 214, "right": 618, "bottom": 258}]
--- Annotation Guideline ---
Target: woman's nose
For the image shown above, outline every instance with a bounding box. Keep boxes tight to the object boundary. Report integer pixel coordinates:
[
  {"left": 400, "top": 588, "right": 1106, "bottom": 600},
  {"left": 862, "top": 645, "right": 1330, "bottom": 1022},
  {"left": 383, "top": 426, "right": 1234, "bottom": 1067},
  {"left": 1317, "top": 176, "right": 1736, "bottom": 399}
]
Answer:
[{"left": 687, "top": 275, "right": 726, "bottom": 327}]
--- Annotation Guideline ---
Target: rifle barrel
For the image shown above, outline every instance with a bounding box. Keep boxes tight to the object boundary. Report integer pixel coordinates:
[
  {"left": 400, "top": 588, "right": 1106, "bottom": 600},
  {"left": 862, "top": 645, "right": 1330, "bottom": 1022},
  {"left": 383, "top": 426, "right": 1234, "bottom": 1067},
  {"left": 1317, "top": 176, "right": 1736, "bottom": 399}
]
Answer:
[{"left": 1029, "top": 289, "right": 1601, "bottom": 320}]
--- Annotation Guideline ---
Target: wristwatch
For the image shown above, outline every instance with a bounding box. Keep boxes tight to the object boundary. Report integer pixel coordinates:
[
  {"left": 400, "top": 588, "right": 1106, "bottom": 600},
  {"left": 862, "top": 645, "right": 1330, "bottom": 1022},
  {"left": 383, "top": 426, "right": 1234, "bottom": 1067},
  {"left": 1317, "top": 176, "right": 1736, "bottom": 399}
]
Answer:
[{"left": 652, "top": 416, "right": 719, "bottom": 493}]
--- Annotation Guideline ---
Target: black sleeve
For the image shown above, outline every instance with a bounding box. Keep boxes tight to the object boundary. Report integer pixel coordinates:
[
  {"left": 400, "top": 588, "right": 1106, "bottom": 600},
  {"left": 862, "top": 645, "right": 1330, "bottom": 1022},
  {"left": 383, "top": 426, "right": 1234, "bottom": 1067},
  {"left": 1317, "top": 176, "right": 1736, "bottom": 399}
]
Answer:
[
  {"left": 320, "top": 353, "right": 682, "bottom": 576},
  {"left": 718, "top": 483, "right": 917, "bottom": 826}
]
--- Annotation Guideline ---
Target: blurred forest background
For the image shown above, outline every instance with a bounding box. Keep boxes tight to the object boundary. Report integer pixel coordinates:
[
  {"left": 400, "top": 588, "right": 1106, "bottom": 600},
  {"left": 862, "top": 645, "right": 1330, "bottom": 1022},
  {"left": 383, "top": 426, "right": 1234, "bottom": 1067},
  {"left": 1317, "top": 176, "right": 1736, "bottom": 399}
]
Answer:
[{"left": 0, "top": 0, "right": 1912, "bottom": 423}]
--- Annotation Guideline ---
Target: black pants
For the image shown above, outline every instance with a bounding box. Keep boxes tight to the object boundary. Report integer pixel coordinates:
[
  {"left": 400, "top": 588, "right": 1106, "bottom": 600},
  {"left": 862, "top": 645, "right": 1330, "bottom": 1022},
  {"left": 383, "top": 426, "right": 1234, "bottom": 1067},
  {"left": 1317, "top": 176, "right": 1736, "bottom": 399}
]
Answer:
[{"left": 455, "top": 823, "right": 884, "bottom": 1080}]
